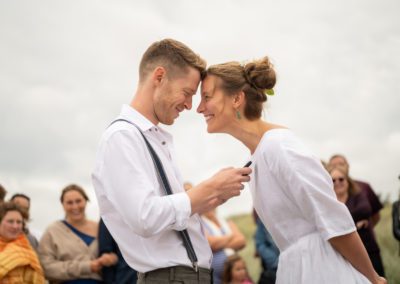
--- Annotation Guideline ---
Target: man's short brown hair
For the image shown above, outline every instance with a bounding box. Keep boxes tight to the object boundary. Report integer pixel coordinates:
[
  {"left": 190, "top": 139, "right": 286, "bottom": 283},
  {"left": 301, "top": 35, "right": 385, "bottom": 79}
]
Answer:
[{"left": 139, "top": 39, "right": 206, "bottom": 82}]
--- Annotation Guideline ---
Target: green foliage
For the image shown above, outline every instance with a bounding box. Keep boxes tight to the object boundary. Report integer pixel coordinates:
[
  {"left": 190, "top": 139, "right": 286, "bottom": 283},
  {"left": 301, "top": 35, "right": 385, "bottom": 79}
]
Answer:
[
  {"left": 375, "top": 205, "right": 400, "bottom": 283},
  {"left": 231, "top": 204, "right": 399, "bottom": 282}
]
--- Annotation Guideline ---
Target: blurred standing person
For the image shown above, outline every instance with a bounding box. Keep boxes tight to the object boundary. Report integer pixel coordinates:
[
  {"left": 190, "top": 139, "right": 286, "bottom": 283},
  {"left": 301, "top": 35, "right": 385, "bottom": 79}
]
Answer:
[
  {"left": 329, "top": 154, "right": 383, "bottom": 228},
  {"left": 329, "top": 166, "right": 385, "bottom": 276},
  {"left": 254, "top": 216, "right": 279, "bottom": 284},
  {"left": 201, "top": 209, "right": 246, "bottom": 284},
  {"left": 0, "top": 184, "right": 6, "bottom": 203},
  {"left": 197, "top": 57, "right": 385, "bottom": 283},
  {"left": 92, "top": 38, "right": 251, "bottom": 284},
  {"left": 38, "top": 184, "right": 117, "bottom": 283},
  {"left": 0, "top": 202, "right": 45, "bottom": 283},
  {"left": 98, "top": 218, "right": 137, "bottom": 284},
  {"left": 392, "top": 175, "right": 400, "bottom": 252},
  {"left": 10, "top": 193, "right": 39, "bottom": 250}
]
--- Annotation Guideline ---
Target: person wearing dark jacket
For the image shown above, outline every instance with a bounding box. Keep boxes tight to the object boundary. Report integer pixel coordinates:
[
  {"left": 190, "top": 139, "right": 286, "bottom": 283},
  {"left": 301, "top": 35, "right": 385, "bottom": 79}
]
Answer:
[{"left": 98, "top": 218, "right": 137, "bottom": 284}]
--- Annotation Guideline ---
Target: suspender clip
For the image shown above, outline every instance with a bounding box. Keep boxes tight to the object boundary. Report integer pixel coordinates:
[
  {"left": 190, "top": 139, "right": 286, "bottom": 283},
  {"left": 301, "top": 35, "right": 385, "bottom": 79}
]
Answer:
[{"left": 193, "top": 261, "right": 198, "bottom": 272}]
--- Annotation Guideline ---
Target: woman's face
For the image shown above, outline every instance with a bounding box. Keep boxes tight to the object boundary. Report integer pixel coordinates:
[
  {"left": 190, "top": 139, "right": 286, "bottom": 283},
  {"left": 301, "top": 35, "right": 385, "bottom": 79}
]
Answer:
[
  {"left": 197, "top": 75, "right": 236, "bottom": 133},
  {"left": 330, "top": 169, "right": 349, "bottom": 197},
  {"left": 62, "top": 190, "right": 87, "bottom": 222},
  {"left": 231, "top": 259, "right": 247, "bottom": 282},
  {"left": 0, "top": 210, "right": 23, "bottom": 241}
]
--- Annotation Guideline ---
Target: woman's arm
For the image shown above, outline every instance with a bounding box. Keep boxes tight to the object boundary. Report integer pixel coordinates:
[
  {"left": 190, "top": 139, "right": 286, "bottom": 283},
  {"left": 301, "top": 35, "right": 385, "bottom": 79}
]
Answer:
[
  {"left": 205, "top": 233, "right": 233, "bottom": 252},
  {"left": 329, "top": 231, "right": 386, "bottom": 284},
  {"left": 225, "top": 221, "right": 246, "bottom": 250}
]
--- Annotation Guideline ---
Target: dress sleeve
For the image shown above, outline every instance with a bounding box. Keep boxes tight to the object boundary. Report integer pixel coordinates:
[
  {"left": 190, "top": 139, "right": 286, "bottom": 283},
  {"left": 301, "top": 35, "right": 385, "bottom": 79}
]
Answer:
[
  {"left": 359, "top": 182, "right": 383, "bottom": 215},
  {"left": 269, "top": 137, "right": 356, "bottom": 240},
  {"left": 347, "top": 192, "right": 372, "bottom": 222}
]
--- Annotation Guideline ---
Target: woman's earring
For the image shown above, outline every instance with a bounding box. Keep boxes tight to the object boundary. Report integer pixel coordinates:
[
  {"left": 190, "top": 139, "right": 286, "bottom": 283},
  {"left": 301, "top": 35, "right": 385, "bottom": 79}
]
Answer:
[{"left": 236, "top": 110, "right": 242, "bottom": 120}]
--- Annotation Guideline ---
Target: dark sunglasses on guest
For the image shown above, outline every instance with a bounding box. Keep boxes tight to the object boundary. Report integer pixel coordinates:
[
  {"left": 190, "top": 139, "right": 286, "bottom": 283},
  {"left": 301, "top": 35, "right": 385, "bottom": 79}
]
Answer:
[{"left": 332, "top": 177, "right": 345, "bottom": 184}]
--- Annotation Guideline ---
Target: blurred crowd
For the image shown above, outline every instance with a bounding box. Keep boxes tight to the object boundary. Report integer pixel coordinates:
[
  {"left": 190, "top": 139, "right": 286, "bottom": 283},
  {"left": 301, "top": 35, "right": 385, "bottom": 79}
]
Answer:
[{"left": 0, "top": 153, "right": 398, "bottom": 283}]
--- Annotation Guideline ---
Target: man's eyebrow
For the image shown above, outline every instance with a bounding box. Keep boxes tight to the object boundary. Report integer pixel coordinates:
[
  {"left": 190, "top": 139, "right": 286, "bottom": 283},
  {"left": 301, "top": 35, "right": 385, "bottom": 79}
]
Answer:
[{"left": 184, "top": 87, "right": 196, "bottom": 94}]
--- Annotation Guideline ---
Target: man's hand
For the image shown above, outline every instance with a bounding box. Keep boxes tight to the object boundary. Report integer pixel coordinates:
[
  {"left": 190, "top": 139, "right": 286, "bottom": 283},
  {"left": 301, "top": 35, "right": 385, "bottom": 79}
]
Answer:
[{"left": 187, "top": 167, "right": 252, "bottom": 215}]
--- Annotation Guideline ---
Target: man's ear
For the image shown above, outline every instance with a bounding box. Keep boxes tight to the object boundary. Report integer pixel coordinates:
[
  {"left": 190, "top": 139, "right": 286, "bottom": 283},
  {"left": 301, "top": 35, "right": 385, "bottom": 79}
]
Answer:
[
  {"left": 152, "top": 66, "right": 166, "bottom": 86},
  {"left": 232, "top": 91, "right": 245, "bottom": 108}
]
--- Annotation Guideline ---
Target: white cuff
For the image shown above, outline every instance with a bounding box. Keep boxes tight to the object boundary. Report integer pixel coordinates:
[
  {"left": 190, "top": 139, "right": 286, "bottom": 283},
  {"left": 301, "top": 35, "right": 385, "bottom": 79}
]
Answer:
[{"left": 167, "top": 192, "right": 191, "bottom": 231}]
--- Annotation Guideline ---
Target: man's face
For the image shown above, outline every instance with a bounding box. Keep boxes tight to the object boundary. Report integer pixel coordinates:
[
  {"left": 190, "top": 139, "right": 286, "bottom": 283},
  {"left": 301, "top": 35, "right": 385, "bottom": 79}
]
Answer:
[
  {"left": 329, "top": 156, "right": 349, "bottom": 174},
  {"left": 153, "top": 67, "right": 200, "bottom": 125}
]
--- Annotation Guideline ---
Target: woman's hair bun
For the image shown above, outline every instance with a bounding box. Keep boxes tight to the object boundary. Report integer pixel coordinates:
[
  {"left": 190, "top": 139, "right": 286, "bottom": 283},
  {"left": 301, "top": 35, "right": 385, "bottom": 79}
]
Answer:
[{"left": 243, "top": 56, "right": 276, "bottom": 92}]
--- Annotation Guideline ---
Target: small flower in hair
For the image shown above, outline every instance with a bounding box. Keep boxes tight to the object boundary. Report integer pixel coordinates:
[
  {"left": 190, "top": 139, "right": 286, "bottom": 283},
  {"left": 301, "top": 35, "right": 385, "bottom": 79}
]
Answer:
[{"left": 264, "top": 89, "right": 275, "bottom": 96}]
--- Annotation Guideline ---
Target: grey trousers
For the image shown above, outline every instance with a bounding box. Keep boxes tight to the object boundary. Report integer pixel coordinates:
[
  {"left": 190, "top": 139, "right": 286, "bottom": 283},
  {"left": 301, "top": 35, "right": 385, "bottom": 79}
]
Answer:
[{"left": 137, "top": 266, "right": 212, "bottom": 284}]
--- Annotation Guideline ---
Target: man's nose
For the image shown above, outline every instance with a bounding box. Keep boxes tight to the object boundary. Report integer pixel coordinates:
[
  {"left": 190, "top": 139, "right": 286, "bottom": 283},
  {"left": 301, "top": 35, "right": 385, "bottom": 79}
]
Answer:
[{"left": 184, "top": 97, "right": 192, "bottom": 110}]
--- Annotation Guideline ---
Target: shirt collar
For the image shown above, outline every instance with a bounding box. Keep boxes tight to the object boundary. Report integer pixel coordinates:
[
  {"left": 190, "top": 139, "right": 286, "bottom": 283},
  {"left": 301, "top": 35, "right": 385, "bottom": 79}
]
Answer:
[{"left": 119, "top": 104, "right": 154, "bottom": 132}]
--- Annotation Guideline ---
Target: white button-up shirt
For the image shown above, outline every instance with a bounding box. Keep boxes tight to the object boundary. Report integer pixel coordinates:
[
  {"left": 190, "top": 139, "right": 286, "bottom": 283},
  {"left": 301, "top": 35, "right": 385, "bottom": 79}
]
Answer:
[{"left": 92, "top": 105, "right": 212, "bottom": 273}]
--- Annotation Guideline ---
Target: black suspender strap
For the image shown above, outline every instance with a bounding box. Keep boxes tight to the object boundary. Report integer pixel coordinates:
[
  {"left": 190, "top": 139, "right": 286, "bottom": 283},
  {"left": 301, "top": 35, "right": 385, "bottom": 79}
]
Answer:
[{"left": 109, "top": 119, "right": 199, "bottom": 271}]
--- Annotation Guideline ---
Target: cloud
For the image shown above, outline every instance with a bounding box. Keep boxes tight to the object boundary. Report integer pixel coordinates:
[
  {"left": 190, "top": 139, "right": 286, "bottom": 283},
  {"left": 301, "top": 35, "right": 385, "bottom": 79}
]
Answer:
[{"left": 1, "top": 0, "right": 399, "bottom": 231}]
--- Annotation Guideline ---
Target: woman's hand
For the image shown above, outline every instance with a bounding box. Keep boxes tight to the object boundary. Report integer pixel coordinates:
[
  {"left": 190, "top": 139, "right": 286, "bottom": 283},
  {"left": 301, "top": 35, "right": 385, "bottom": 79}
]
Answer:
[
  {"left": 90, "top": 259, "right": 102, "bottom": 273},
  {"left": 356, "top": 219, "right": 369, "bottom": 229},
  {"left": 375, "top": 276, "right": 387, "bottom": 284}
]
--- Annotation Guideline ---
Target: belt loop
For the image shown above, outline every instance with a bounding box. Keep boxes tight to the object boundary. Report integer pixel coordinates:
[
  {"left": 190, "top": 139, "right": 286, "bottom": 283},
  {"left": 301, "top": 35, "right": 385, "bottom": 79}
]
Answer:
[{"left": 169, "top": 266, "right": 175, "bottom": 281}]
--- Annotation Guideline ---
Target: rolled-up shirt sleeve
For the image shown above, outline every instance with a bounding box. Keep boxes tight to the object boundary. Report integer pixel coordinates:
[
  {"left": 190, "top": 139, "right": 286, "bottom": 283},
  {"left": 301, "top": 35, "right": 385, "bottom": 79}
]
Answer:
[{"left": 96, "top": 128, "right": 191, "bottom": 238}]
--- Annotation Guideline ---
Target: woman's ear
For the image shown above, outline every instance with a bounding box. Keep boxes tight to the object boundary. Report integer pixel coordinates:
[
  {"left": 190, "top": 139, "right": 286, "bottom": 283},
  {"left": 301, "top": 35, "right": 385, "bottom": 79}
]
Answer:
[{"left": 232, "top": 91, "right": 245, "bottom": 109}]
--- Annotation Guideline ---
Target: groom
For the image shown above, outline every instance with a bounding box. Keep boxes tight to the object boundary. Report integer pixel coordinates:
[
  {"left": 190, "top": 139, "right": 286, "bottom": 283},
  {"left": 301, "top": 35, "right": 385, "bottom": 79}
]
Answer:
[{"left": 92, "top": 38, "right": 251, "bottom": 284}]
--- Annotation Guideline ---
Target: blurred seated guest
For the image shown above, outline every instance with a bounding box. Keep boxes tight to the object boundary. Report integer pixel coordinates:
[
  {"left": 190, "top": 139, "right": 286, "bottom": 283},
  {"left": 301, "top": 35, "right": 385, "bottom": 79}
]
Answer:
[
  {"left": 222, "top": 254, "right": 253, "bottom": 284},
  {"left": 38, "top": 184, "right": 117, "bottom": 283},
  {"left": 10, "top": 193, "right": 39, "bottom": 249},
  {"left": 0, "top": 201, "right": 45, "bottom": 283},
  {"left": 254, "top": 215, "right": 279, "bottom": 284},
  {"left": 329, "top": 154, "right": 383, "bottom": 227},
  {"left": 0, "top": 184, "right": 6, "bottom": 203},
  {"left": 99, "top": 218, "right": 137, "bottom": 284},
  {"left": 201, "top": 209, "right": 246, "bottom": 284},
  {"left": 329, "top": 166, "right": 385, "bottom": 277}
]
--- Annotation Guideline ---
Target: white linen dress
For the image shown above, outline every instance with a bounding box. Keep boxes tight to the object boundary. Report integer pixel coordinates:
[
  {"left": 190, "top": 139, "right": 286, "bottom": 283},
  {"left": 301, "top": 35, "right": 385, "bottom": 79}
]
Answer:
[{"left": 250, "top": 129, "right": 370, "bottom": 284}]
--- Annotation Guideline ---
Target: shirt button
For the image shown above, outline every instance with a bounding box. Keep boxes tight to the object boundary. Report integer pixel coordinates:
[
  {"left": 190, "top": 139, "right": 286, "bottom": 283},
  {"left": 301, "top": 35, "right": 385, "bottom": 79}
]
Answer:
[
  {"left": 149, "top": 129, "right": 152, "bottom": 131},
  {"left": 162, "top": 141, "right": 166, "bottom": 145},
  {"left": 155, "top": 128, "right": 158, "bottom": 132}
]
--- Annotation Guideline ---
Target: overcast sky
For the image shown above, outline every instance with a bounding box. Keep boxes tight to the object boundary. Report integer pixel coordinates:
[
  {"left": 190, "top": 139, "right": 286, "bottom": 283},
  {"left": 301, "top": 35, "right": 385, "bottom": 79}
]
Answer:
[{"left": 1, "top": 0, "right": 399, "bottom": 233}]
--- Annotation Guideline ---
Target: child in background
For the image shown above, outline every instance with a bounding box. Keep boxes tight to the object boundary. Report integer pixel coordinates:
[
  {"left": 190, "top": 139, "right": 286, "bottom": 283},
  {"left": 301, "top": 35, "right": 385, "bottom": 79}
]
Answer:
[{"left": 223, "top": 254, "right": 253, "bottom": 284}]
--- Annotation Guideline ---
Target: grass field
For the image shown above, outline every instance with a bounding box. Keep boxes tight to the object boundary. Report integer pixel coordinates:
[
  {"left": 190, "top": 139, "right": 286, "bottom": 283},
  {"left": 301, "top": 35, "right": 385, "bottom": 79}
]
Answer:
[{"left": 230, "top": 204, "right": 400, "bottom": 283}]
